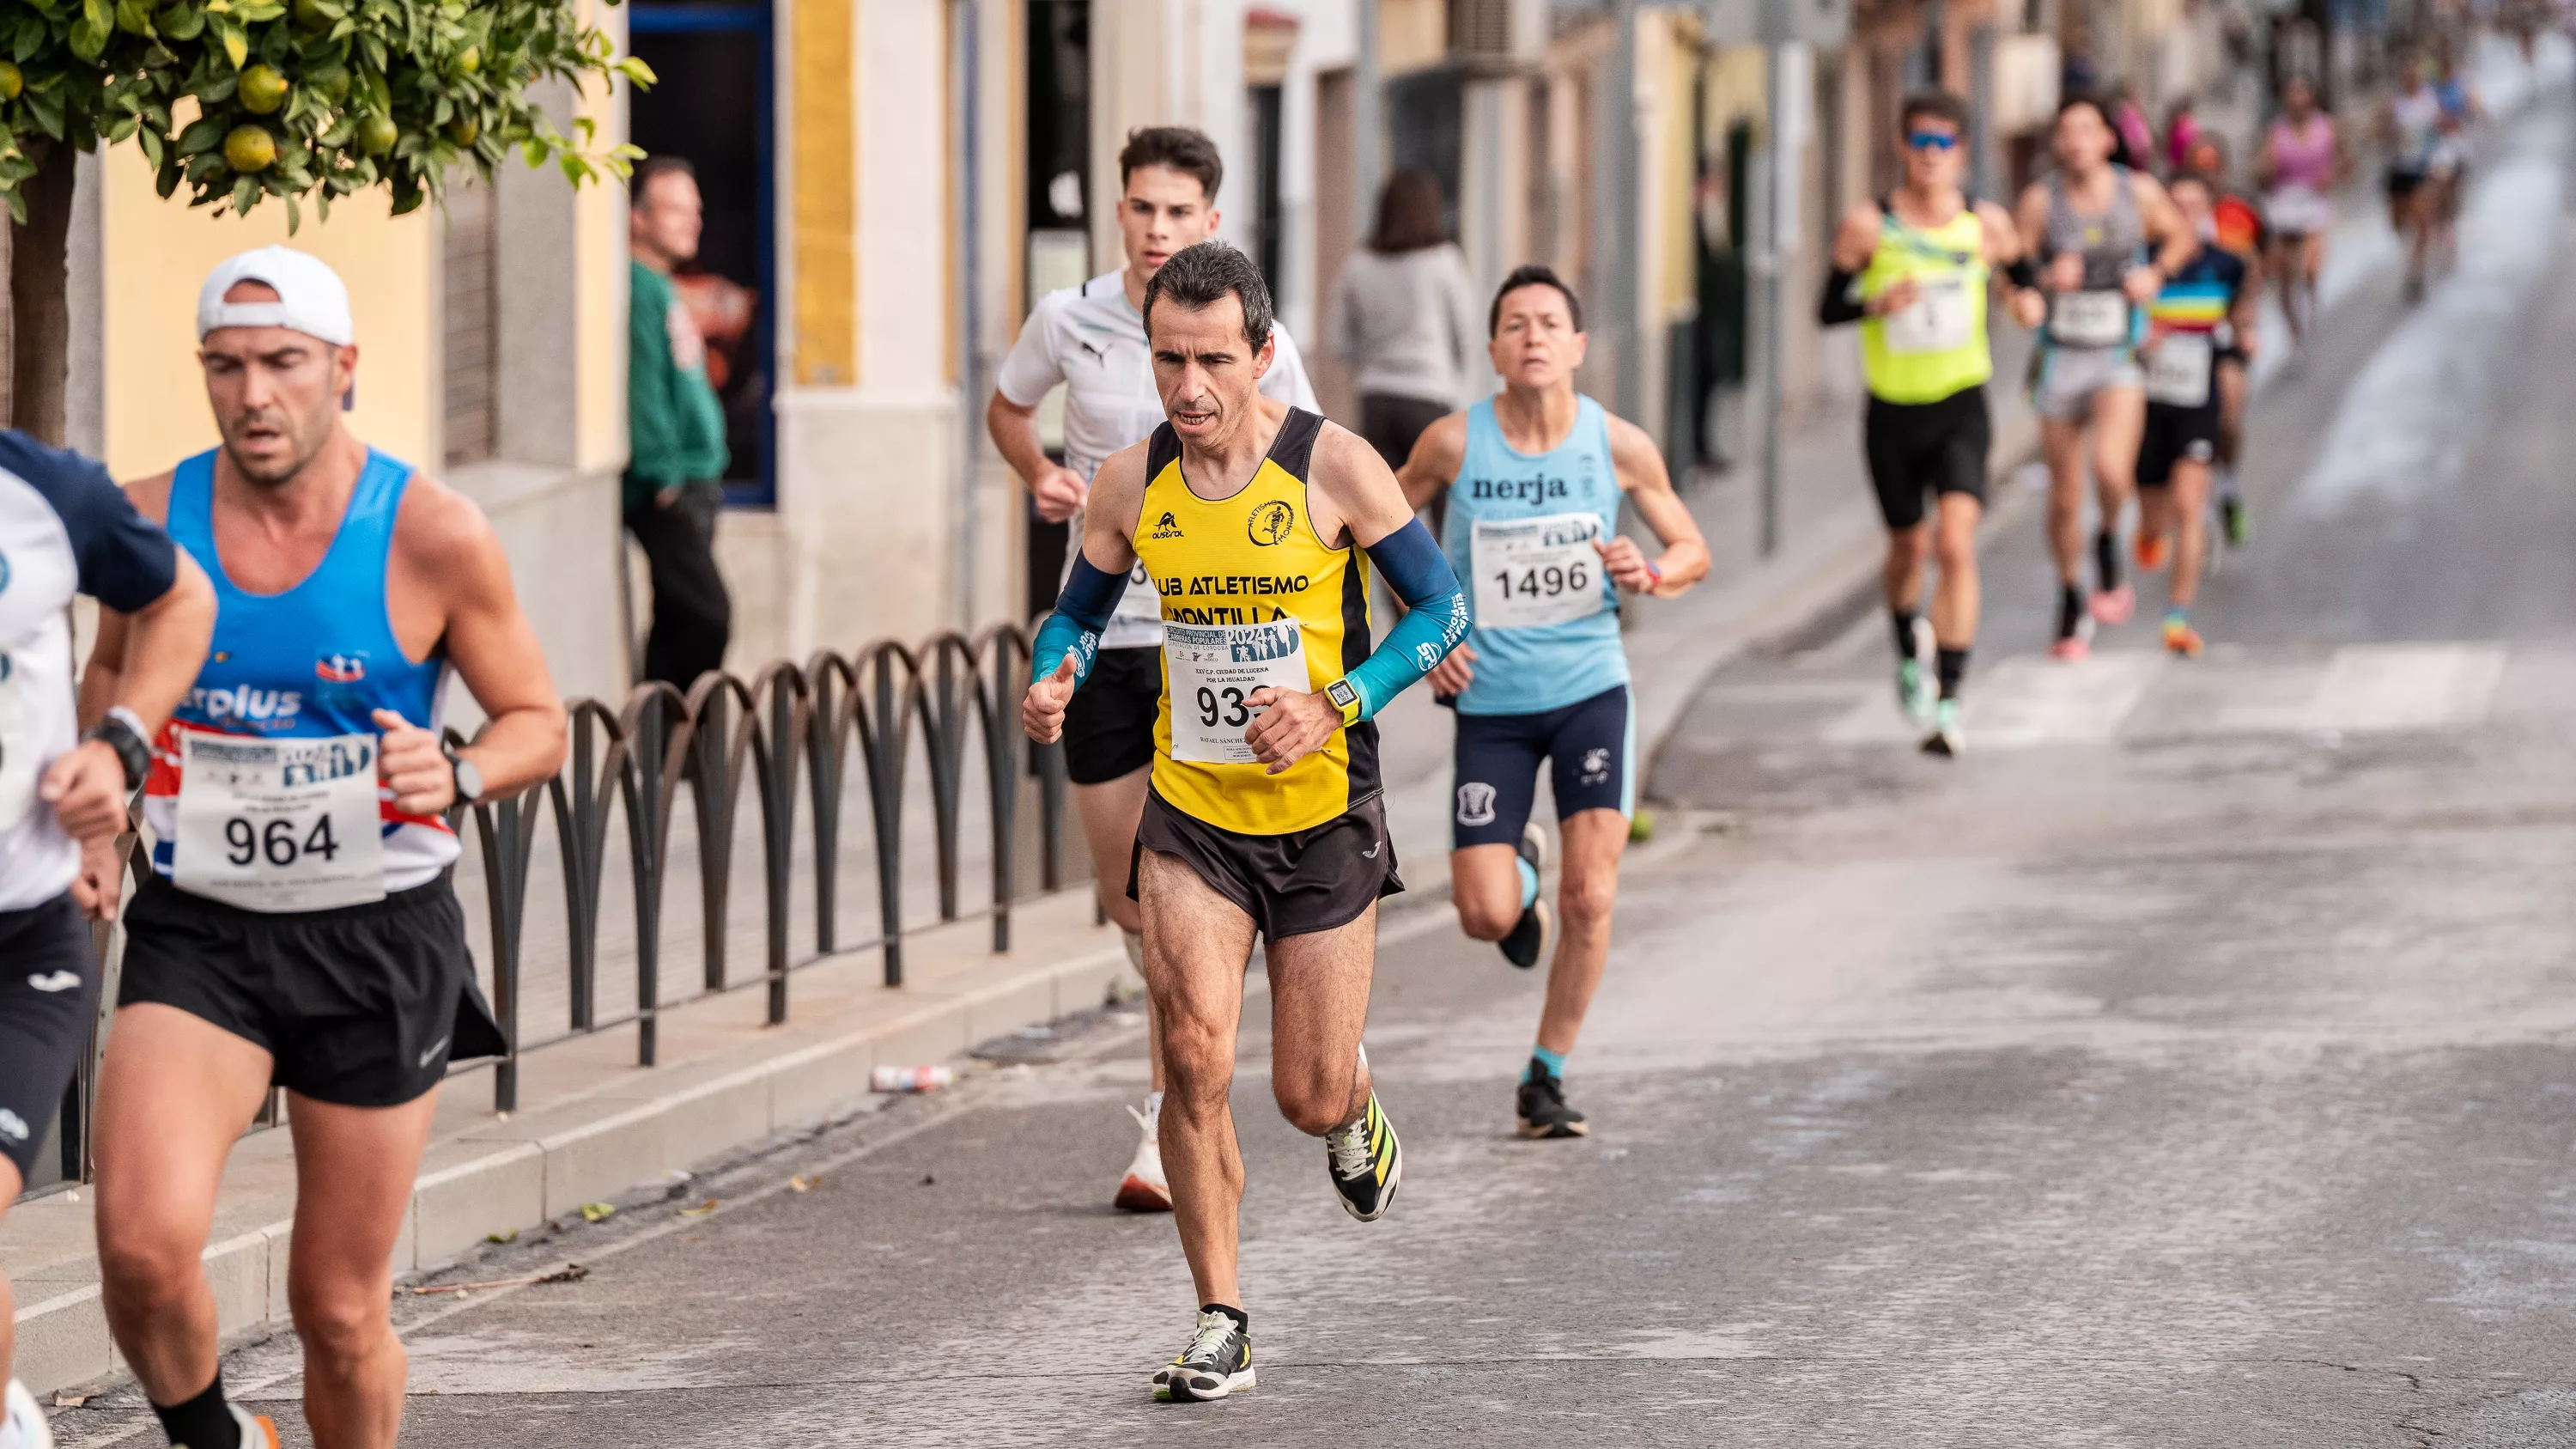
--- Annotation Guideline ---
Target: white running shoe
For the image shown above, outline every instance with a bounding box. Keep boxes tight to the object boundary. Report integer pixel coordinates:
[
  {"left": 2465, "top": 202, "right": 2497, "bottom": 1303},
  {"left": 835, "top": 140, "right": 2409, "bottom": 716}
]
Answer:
[
  {"left": 1115, "top": 1103, "right": 1172, "bottom": 1213},
  {"left": 232, "top": 1401, "right": 281, "bottom": 1449},
  {"left": 3, "top": 1380, "right": 54, "bottom": 1449},
  {"left": 1897, "top": 615, "right": 1938, "bottom": 723}
]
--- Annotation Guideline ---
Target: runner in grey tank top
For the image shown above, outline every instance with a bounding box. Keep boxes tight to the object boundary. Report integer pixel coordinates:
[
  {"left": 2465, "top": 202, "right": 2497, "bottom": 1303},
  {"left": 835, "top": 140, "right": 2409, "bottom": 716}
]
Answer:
[{"left": 2014, "top": 95, "right": 2194, "bottom": 661}]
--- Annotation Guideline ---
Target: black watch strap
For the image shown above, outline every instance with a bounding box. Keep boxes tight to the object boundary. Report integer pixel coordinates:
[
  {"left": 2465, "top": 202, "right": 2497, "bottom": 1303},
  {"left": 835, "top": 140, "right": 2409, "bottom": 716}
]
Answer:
[{"left": 82, "top": 709, "right": 152, "bottom": 791}]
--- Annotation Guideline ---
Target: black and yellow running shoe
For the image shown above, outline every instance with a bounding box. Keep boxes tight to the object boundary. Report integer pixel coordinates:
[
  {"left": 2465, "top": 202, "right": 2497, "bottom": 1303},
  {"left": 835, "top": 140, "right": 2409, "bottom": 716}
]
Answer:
[
  {"left": 1154, "top": 1309, "right": 1255, "bottom": 1403},
  {"left": 1324, "top": 1093, "right": 1402, "bottom": 1221}
]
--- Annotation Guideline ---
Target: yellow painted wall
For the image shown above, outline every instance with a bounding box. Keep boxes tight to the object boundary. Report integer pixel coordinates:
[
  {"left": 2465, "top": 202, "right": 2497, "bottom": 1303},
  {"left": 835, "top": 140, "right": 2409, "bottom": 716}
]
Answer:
[
  {"left": 793, "top": 0, "right": 858, "bottom": 387},
  {"left": 99, "top": 142, "right": 435, "bottom": 482}
]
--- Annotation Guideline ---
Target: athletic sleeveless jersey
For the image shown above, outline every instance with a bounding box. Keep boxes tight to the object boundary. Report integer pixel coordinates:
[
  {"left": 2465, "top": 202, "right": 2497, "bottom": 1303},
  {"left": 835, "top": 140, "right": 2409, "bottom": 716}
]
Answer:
[
  {"left": 2268, "top": 113, "right": 2336, "bottom": 191},
  {"left": 2391, "top": 88, "right": 2443, "bottom": 173},
  {"left": 1130, "top": 409, "right": 1379, "bottom": 837},
  {"left": 1856, "top": 199, "right": 1992, "bottom": 405},
  {"left": 2142, "top": 247, "right": 2247, "bottom": 409},
  {"left": 143, "top": 448, "right": 459, "bottom": 904},
  {"left": 2043, "top": 165, "right": 2148, "bottom": 352},
  {"left": 1439, "top": 395, "right": 1628, "bottom": 717}
]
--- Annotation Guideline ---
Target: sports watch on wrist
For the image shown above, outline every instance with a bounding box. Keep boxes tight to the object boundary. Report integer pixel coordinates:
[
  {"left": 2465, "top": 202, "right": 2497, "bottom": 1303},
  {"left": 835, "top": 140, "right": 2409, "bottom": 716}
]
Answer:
[
  {"left": 445, "top": 744, "right": 485, "bottom": 807},
  {"left": 81, "top": 707, "right": 152, "bottom": 791},
  {"left": 1326, "top": 678, "right": 1363, "bottom": 726}
]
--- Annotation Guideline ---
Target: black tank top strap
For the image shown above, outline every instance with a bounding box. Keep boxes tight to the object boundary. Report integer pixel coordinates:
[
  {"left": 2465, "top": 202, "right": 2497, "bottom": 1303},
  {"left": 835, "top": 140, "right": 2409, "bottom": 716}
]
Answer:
[
  {"left": 1267, "top": 406, "right": 1325, "bottom": 481},
  {"left": 1145, "top": 420, "right": 1182, "bottom": 483}
]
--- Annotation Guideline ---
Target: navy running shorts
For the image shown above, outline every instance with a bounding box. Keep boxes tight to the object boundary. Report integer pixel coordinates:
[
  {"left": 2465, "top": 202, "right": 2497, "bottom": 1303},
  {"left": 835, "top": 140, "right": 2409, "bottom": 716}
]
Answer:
[
  {"left": 1449, "top": 684, "right": 1635, "bottom": 850},
  {"left": 0, "top": 894, "right": 100, "bottom": 1183}
]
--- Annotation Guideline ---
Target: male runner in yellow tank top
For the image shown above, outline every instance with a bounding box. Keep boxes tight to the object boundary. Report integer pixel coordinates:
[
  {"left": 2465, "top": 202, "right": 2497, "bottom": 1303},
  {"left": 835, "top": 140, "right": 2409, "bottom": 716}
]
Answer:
[
  {"left": 1820, "top": 91, "right": 2041, "bottom": 755},
  {"left": 1021, "top": 242, "right": 1467, "bottom": 1404}
]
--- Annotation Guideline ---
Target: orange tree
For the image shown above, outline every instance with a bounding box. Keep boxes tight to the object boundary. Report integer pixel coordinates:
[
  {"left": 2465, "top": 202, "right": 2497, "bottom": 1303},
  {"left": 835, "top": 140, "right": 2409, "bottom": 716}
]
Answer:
[{"left": 0, "top": 0, "right": 647, "bottom": 441}]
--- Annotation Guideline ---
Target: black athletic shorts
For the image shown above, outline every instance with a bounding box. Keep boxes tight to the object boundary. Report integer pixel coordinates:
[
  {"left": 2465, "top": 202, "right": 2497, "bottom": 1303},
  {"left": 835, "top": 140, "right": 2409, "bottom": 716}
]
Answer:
[
  {"left": 1451, "top": 685, "right": 1635, "bottom": 849},
  {"left": 0, "top": 894, "right": 101, "bottom": 1183},
  {"left": 1129, "top": 788, "right": 1401, "bottom": 941},
  {"left": 1065, "top": 645, "right": 1160, "bottom": 786},
  {"left": 1864, "top": 387, "right": 1990, "bottom": 531},
  {"left": 2137, "top": 399, "right": 2222, "bottom": 488},
  {"left": 2385, "top": 167, "right": 2428, "bottom": 200},
  {"left": 118, "top": 875, "right": 505, "bottom": 1108}
]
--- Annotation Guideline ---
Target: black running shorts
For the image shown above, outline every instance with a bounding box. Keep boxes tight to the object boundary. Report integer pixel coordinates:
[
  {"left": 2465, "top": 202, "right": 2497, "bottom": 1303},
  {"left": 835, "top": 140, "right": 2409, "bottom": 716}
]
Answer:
[
  {"left": 2138, "top": 399, "right": 2222, "bottom": 488},
  {"left": 1864, "top": 387, "right": 1991, "bottom": 532},
  {"left": 0, "top": 894, "right": 102, "bottom": 1183},
  {"left": 118, "top": 876, "right": 505, "bottom": 1108},
  {"left": 1064, "top": 645, "right": 1160, "bottom": 786},
  {"left": 1450, "top": 685, "right": 1635, "bottom": 849},
  {"left": 1129, "top": 788, "right": 1401, "bottom": 941}
]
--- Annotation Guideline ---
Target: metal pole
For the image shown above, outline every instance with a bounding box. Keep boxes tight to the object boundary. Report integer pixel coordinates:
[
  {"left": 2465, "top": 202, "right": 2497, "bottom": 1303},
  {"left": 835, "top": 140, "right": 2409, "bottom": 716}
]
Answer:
[
  {"left": 956, "top": 0, "right": 982, "bottom": 629},
  {"left": 1607, "top": 0, "right": 1641, "bottom": 421},
  {"left": 1970, "top": 21, "right": 1997, "bottom": 201},
  {"left": 1355, "top": 0, "right": 1382, "bottom": 240}
]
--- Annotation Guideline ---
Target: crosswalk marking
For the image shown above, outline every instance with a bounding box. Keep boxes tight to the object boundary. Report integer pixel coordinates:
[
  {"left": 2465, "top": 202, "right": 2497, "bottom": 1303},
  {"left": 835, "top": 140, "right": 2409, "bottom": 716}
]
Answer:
[{"left": 1803, "top": 643, "right": 2510, "bottom": 751}]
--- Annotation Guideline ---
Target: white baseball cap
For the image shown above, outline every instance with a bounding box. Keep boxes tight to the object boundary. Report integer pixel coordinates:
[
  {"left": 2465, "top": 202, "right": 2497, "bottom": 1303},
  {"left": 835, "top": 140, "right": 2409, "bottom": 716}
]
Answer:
[{"left": 196, "top": 246, "right": 355, "bottom": 347}]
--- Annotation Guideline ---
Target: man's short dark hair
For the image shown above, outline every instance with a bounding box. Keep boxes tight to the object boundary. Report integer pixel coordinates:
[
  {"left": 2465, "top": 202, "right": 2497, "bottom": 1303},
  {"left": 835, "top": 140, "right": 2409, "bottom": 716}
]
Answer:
[
  {"left": 631, "top": 155, "right": 696, "bottom": 199},
  {"left": 1119, "top": 126, "right": 1224, "bottom": 202},
  {"left": 1899, "top": 91, "right": 1972, "bottom": 136},
  {"left": 1488, "top": 264, "right": 1583, "bottom": 338},
  {"left": 1142, "top": 241, "right": 1273, "bottom": 350}
]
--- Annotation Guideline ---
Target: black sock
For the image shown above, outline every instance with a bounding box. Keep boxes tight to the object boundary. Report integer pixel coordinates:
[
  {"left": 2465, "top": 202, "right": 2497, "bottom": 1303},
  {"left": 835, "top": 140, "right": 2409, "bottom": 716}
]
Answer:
[
  {"left": 1202, "top": 1303, "right": 1249, "bottom": 1331},
  {"left": 2057, "top": 583, "right": 2085, "bottom": 638},
  {"left": 1936, "top": 647, "right": 1970, "bottom": 699},
  {"left": 2094, "top": 530, "right": 2122, "bottom": 591},
  {"left": 151, "top": 1372, "right": 240, "bottom": 1449},
  {"left": 1888, "top": 606, "right": 1920, "bottom": 659}
]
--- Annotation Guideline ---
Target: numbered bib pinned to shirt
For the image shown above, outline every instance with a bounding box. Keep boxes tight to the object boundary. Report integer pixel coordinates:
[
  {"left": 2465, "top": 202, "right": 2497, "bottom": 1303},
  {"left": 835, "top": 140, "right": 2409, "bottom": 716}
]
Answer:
[
  {"left": 2144, "top": 332, "right": 2215, "bottom": 407},
  {"left": 171, "top": 729, "right": 387, "bottom": 912},
  {"left": 2050, "top": 289, "right": 2132, "bottom": 349},
  {"left": 1163, "top": 620, "right": 1310, "bottom": 764},
  {"left": 1880, "top": 275, "right": 1974, "bottom": 354},
  {"left": 1473, "top": 513, "right": 1606, "bottom": 630}
]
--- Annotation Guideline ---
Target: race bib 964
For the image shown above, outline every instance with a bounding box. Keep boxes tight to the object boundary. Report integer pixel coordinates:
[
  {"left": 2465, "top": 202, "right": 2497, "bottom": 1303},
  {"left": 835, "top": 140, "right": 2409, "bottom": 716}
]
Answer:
[{"left": 172, "top": 729, "right": 386, "bottom": 912}]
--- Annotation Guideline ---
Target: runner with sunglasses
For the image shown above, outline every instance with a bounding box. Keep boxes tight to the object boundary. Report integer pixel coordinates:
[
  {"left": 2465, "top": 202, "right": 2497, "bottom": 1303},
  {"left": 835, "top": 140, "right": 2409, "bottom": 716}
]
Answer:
[{"left": 1821, "top": 91, "right": 2042, "bottom": 754}]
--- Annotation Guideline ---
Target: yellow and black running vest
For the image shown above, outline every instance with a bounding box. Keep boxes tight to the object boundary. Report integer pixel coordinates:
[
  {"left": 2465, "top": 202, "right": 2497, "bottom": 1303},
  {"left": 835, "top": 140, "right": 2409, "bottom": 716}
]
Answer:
[
  {"left": 1130, "top": 408, "right": 1381, "bottom": 836},
  {"left": 1857, "top": 198, "right": 1992, "bottom": 405}
]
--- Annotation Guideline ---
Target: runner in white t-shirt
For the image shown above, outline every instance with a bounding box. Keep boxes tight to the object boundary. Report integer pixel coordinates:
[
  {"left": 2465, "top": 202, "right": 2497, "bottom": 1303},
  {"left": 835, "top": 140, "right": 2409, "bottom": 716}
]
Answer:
[{"left": 986, "top": 126, "right": 1315, "bottom": 1215}]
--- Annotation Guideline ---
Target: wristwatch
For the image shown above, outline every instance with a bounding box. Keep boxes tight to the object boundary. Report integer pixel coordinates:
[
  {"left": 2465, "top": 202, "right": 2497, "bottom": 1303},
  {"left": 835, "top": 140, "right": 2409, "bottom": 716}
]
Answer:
[
  {"left": 80, "top": 706, "right": 152, "bottom": 791},
  {"left": 1325, "top": 678, "right": 1364, "bottom": 727},
  {"left": 445, "top": 744, "right": 485, "bottom": 806}
]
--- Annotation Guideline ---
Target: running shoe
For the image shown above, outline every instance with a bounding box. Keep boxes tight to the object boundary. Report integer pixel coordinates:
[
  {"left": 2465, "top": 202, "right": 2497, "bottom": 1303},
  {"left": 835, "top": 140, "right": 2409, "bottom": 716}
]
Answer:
[
  {"left": 1324, "top": 1093, "right": 1402, "bottom": 1221},
  {"left": 3, "top": 1379, "right": 55, "bottom": 1449},
  {"left": 2088, "top": 581, "right": 2136, "bottom": 626},
  {"left": 231, "top": 1403, "right": 280, "bottom": 1449},
  {"left": 1896, "top": 614, "right": 1937, "bottom": 723},
  {"left": 2051, "top": 594, "right": 2094, "bottom": 662},
  {"left": 2163, "top": 617, "right": 2205, "bottom": 658},
  {"left": 2221, "top": 496, "right": 2252, "bottom": 546},
  {"left": 1920, "top": 697, "right": 1964, "bottom": 758},
  {"left": 1115, "top": 1103, "right": 1173, "bottom": 1213},
  {"left": 1498, "top": 824, "right": 1553, "bottom": 970},
  {"left": 2133, "top": 533, "right": 2170, "bottom": 573},
  {"left": 1154, "top": 1309, "right": 1255, "bottom": 1403},
  {"left": 1516, "top": 1060, "right": 1589, "bottom": 1138}
]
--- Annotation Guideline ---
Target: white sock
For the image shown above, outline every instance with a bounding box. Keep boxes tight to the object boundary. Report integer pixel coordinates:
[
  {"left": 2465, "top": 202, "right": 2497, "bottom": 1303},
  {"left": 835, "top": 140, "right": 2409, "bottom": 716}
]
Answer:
[
  {"left": 1145, "top": 1090, "right": 1163, "bottom": 1137},
  {"left": 1121, "top": 928, "right": 1144, "bottom": 971}
]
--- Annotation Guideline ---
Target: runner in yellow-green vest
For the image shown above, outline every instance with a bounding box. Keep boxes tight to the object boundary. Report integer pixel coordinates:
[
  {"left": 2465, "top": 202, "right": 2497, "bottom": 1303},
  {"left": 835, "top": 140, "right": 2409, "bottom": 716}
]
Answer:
[{"left": 1820, "top": 90, "right": 2043, "bottom": 757}]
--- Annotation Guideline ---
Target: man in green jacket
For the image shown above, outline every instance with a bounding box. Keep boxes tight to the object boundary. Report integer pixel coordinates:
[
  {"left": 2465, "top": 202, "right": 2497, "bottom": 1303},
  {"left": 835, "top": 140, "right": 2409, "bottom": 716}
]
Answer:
[{"left": 628, "top": 155, "right": 733, "bottom": 687}]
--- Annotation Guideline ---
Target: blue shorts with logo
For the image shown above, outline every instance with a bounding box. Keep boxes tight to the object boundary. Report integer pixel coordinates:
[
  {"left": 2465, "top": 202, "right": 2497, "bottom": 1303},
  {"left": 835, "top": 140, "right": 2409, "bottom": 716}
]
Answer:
[{"left": 1449, "top": 685, "right": 1636, "bottom": 849}]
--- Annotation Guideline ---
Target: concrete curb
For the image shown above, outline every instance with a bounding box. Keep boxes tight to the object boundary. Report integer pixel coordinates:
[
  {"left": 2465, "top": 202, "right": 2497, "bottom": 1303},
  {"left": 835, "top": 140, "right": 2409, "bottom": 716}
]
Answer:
[{"left": 12, "top": 939, "right": 1138, "bottom": 1397}]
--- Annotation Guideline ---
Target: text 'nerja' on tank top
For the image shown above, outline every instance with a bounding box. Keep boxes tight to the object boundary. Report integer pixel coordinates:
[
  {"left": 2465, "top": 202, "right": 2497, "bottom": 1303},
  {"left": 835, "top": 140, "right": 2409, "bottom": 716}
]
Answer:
[
  {"left": 1439, "top": 394, "right": 1629, "bottom": 717},
  {"left": 1857, "top": 198, "right": 1993, "bottom": 405},
  {"left": 143, "top": 447, "right": 459, "bottom": 898},
  {"left": 1129, "top": 408, "right": 1381, "bottom": 837}
]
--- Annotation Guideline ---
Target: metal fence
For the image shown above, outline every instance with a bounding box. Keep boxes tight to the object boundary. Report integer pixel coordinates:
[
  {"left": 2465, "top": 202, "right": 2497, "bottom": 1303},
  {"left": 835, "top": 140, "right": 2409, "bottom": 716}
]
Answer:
[{"left": 33, "top": 624, "right": 1072, "bottom": 1192}]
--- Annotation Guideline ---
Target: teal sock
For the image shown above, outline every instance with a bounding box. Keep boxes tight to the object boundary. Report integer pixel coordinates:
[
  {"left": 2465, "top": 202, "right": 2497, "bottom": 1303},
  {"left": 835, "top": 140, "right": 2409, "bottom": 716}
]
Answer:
[
  {"left": 2165, "top": 606, "right": 2189, "bottom": 626},
  {"left": 1515, "top": 856, "right": 1540, "bottom": 911},
  {"left": 1522, "top": 1045, "right": 1569, "bottom": 1083}
]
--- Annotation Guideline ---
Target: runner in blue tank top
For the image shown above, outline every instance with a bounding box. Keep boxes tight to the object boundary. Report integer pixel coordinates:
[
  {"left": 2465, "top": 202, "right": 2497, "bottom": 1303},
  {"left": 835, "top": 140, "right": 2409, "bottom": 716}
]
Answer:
[
  {"left": 1397, "top": 265, "right": 1708, "bottom": 1140},
  {"left": 78, "top": 247, "right": 568, "bottom": 1449}
]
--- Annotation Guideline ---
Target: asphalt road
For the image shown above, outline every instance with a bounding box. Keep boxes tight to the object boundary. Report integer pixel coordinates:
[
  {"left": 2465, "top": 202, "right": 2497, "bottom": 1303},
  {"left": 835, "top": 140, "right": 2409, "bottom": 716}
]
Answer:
[{"left": 46, "top": 69, "right": 2576, "bottom": 1449}]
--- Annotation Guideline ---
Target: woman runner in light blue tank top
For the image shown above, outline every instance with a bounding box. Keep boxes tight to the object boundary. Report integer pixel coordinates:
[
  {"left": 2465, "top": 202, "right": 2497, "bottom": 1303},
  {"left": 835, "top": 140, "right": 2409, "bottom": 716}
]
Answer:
[{"left": 1395, "top": 264, "right": 1708, "bottom": 1142}]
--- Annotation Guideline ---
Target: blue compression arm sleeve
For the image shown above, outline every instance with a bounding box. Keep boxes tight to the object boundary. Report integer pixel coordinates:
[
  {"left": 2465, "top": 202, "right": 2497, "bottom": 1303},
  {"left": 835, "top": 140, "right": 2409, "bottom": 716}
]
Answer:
[
  {"left": 1343, "top": 517, "right": 1469, "bottom": 722},
  {"left": 1030, "top": 553, "right": 1130, "bottom": 688}
]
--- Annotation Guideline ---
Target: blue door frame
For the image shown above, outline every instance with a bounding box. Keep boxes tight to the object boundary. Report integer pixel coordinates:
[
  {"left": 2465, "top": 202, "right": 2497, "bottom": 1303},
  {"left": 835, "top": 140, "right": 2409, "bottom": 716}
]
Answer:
[{"left": 629, "top": 1, "right": 779, "bottom": 507}]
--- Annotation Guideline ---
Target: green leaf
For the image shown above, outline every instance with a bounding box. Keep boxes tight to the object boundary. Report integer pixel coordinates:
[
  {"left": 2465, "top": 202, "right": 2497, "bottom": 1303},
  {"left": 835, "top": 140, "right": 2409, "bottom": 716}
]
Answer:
[
  {"left": 137, "top": 125, "right": 161, "bottom": 168},
  {"left": 159, "top": 3, "right": 204, "bottom": 40},
  {"left": 283, "top": 189, "right": 297, "bottom": 231},
  {"left": 612, "top": 54, "right": 653, "bottom": 88},
  {"left": 216, "top": 16, "right": 246, "bottom": 67},
  {"left": 175, "top": 113, "right": 226, "bottom": 154},
  {"left": 71, "top": 0, "right": 112, "bottom": 58},
  {"left": 228, "top": 172, "right": 256, "bottom": 213}
]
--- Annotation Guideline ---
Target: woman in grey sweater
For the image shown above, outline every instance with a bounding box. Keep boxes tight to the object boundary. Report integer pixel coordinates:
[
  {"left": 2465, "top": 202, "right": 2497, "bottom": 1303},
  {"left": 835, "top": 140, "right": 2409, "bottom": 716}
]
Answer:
[{"left": 1327, "top": 168, "right": 1483, "bottom": 472}]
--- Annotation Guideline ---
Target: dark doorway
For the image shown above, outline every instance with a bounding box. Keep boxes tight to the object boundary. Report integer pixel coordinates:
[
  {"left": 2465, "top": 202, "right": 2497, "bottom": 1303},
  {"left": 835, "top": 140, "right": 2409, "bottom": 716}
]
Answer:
[
  {"left": 629, "top": 1, "right": 775, "bottom": 505},
  {"left": 1386, "top": 67, "right": 1465, "bottom": 240}
]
